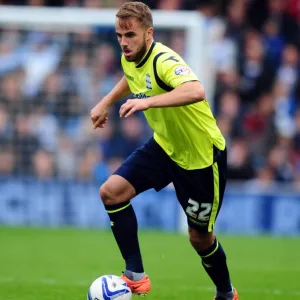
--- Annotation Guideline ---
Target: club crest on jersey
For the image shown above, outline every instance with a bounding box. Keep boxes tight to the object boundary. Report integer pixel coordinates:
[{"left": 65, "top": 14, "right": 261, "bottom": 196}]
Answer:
[
  {"left": 146, "top": 73, "right": 152, "bottom": 90},
  {"left": 175, "top": 66, "right": 190, "bottom": 76}
]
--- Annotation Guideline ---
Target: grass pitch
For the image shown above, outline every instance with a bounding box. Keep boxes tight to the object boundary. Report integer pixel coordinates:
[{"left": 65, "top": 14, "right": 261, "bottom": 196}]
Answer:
[{"left": 0, "top": 227, "right": 299, "bottom": 299}]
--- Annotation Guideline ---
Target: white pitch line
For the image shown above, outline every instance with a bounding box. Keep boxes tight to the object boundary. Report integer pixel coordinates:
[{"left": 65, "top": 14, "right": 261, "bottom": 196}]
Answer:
[
  {"left": 75, "top": 280, "right": 90, "bottom": 286},
  {"left": 40, "top": 278, "right": 57, "bottom": 284},
  {"left": 1, "top": 277, "right": 300, "bottom": 297}
]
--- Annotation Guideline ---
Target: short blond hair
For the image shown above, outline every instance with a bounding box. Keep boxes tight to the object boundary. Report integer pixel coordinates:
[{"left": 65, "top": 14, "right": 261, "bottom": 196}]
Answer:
[{"left": 116, "top": 1, "right": 153, "bottom": 28}]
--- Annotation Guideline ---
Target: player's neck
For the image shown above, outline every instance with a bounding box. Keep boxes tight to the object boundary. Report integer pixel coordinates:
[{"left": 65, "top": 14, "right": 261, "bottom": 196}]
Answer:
[{"left": 135, "top": 39, "right": 154, "bottom": 65}]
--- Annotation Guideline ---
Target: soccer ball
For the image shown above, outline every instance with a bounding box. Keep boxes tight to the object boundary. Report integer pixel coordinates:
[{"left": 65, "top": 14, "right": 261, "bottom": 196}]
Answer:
[{"left": 87, "top": 275, "right": 132, "bottom": 300}]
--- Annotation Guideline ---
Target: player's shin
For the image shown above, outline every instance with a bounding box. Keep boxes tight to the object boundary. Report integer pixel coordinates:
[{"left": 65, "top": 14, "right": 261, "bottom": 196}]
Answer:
[
  {"left": 105, "top": 202, "right": 145, "bottom": 280},
  {"left": 197, "top": 237, "right": 233, "bottom": 296}
]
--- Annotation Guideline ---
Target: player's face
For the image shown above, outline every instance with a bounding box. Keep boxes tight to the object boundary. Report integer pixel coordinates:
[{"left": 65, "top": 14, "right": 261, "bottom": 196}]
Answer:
[{"left": 116, "top": 17, "right": 152, "bottom": 62}]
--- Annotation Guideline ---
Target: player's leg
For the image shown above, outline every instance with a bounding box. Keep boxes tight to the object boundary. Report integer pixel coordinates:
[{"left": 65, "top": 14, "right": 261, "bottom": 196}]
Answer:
[
  {"left": 188, "top": 228, "right": 238, "bottom": 299},
  {"left": 100, "top": 174, "right": 143, "bottom": 276},
  {"left": 100, "top": 174, "right": 151, "bottom": 294},
  {"left": 173, "top": 147, "right": 238, "bottom": 300},
  {"left": 100, "top": 137, "right": 171, "bottom": 294}
]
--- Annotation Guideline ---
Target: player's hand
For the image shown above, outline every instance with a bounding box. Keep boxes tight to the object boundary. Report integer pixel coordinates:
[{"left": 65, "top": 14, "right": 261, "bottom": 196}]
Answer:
[
  {"left": 90, "top": 102, "right": 109, "bottom": 129},
  {"left": 119, "top": 99, "right": 150, "bottom": 118}
]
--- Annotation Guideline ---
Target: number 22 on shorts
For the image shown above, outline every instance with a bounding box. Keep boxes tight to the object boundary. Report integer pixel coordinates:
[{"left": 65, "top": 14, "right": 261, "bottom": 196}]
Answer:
[{"left": 185, "top": 199, "right": 212, "bottom": 221}]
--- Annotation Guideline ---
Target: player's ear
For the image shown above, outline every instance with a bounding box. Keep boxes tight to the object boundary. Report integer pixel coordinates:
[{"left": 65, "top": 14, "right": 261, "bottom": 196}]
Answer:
[{"left": 146, "top": 27, "right": 154, "bottom": 41}]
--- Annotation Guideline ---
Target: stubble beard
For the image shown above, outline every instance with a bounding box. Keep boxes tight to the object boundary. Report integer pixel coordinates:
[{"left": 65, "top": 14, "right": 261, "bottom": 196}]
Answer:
[{"left": 124, "top": 39, "right": 147, "bottom": 63}]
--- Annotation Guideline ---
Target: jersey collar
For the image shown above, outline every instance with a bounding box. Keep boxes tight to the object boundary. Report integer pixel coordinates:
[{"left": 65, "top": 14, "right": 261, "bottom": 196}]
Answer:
[{"left": 136, "top": 41, "right": 156, "bottom": 68}]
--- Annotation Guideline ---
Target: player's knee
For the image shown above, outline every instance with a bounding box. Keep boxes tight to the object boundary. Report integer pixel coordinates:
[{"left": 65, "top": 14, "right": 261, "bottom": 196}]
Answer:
[
  {"left": 100, "top": 175, "right": 136, "bottom": 206},
  {"left": 99, "top": 183, "right": 118, "bottom": 206},
  {"left": 188, "top": 227, "right": 214, "bottom": 251}
]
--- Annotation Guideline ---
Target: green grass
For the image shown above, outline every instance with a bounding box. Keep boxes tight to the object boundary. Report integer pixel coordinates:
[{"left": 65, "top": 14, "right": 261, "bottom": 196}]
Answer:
[{"left": 0, "top": 227, "right": 300, "bottom": 299}]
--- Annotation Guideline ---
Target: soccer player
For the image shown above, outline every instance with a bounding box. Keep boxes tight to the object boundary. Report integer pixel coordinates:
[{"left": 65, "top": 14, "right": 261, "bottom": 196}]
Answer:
[{"left": 90, "top": 2, "right": 239, "bottom": 300}]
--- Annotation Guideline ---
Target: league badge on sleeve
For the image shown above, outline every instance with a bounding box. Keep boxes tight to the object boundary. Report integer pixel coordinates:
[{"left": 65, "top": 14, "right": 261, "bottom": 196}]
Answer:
[{"left": 174, "top": 66, "right": 191, "bottom": 76}]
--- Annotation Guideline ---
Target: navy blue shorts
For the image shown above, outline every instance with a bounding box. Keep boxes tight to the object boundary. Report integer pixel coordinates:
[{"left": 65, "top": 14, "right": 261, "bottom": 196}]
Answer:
[{"left": 114, "top": 137, "right": 227, "bottom": 232}]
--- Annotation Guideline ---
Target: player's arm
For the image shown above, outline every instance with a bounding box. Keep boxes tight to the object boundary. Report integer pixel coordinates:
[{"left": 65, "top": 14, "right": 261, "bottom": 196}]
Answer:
[
  {"left": 101, "top": 75, "right": 131, "bottom": 107},
  {"left": 120, "top": 81, "right": 204, "bottom": 117},
  {"left": 147, "top": 53, "right": 205, "bottom": 107},
  {"left": 120, "top": 53, "right": 205, "bottom": 117},
  {"left": 91, "top": 76, "right": 131, "bottom": 128},
  {"left": 146, "top": 80, "right": 205, "bottom": 108}
]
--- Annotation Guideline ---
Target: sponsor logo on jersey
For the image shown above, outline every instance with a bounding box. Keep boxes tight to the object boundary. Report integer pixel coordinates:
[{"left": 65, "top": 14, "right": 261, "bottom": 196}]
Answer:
[
  {"left": 174, "top": 66, "right": 190, "bottom": 76},
  {"left": 132, "top": 93, "right": 150, "bottom": 99}
]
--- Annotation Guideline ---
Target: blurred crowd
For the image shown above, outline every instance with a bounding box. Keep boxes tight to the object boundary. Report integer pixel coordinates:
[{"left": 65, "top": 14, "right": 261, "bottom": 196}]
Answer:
[{"left": 0, "top": 0, "right": 299, "bottom": 187}]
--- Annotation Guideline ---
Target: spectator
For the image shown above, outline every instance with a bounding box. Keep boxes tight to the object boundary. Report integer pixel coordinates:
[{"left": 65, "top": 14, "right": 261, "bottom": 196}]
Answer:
[
  {"left": 76, "top": 146, "right": 109, "bottom": 183},
  {"left": 69, "top": 50, "right": 94, "bottom": 108},
  {"left": 107, "top": 156, "right": 124, "bottom": 174},
  {"left": 246, "top": 166, "right": 276, "bottom": 191},
  {"left": 83, "top": 0, "right": 102, "bottom": 8},
  {"left": 214, "top": 67, "right": 240, "bottom": 111},
  {"left": 263, "top": 17, "right": 285, "bottom": 68},
  {"left": 33, "top": 149, "right": 56, "bottom": 179},
  {"left": 22, "top": 32, "right": 62, "bottom": 96},
  {"left": 118, "top": 116, "right": 146, "bottom": 159},
  {"left": 157, "top": 0, "right": 182, "bottom": 10},
  {"left": 0, "top": 36, "right": 23, "bottom": 75},
  {"left": 243, "top": 92, "right": 276, "bottom": 161},
  {"left": 217, "top": 115, "right": 233, "bottom": 149},
  {"left": 227, "top": 138, "right": 255, "bottom": 180},
  {"left": 0, "top": 146, "right": 15, "bottom": 176},
  {"left": 0, "top": 105, "right": 12, "bottom": 139},
  {"left": 218, "top": 90, "right": 241, "bottom": 123},
  {"left": 238, "top": 31, "right": 276, "bottom": 104},
  {"left": 287, "top": 0, "right": 300, "bottom": 24},
  {"left": 169, "top": 31, "right": 185, "bottom": 58},
  {"left": 292, "top": 108, "right": 300, "bottom": 168},
  {"left": 55, "top": 134, "right": 77, "bottom": 178},
  {"left": 226, "top": 0, "right": 248, "bottom": 48},
  {"left": 12, "top": 114, "right": 40, "bottom": 175},
  {"left": 92, "top": 43, "right": 118, "bottom": 98},
  {"left": 267, "top": 141, "right": 295, "bottom": 182},
  {"left": 35, "top": 72, "right": 75, "bottom": 125},
  {"left": 277, "top": 44, "right": 299, "bottom": 92},
  {"left": 0, "top": 70, "right": 27, "bottom": 117},
  {"left": 272, "top": 81, "right": 296, "bottom": 138},
  {"left": 267, "top": 0, "right": 299, "bottom": 44},
  {"left": 29, "top": 104, "right": 59, "bottom": 151},
  {"left": 208, "top": 20, "right": 237, "bottom": 74}
]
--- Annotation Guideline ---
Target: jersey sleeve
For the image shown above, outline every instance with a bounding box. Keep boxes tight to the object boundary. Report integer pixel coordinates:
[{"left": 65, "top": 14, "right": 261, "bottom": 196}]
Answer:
[{"left": 156, "top": 52, "right": 199, "bottom": 89}]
